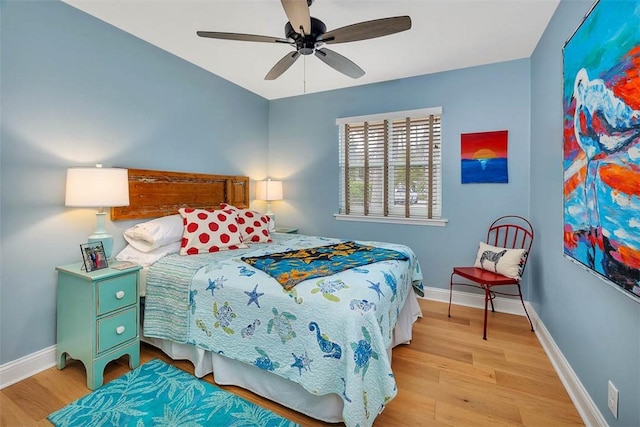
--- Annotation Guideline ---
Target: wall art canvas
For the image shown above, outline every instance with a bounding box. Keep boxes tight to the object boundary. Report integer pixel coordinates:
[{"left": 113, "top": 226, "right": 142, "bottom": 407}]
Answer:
[
  {"left": 461, "top": 130, "right": 508, "bottom": 184},
  {"left": 563, "top": 0, "right": 640, "bottom": 300}
]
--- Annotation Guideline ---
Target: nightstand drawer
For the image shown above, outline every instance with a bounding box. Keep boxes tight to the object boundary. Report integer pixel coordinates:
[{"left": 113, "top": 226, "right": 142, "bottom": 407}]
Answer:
[
  {"left": 57, "top": 262, "right": 141, "bottom": 389},
  {"left": 97, "top": 308, "right": 137, "bottom": 353},
  {"left": 97, "top": 274, "right": 137, "bottom": 315}
]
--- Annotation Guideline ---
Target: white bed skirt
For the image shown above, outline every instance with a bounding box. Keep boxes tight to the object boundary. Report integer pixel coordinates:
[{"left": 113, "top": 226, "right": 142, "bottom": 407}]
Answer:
[{"left": 142, "top": 291, "right": 422, "bottom": 423}]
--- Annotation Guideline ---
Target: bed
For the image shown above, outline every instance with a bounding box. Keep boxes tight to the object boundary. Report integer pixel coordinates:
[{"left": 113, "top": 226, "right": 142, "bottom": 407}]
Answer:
[{"left": 111, "top": 169, "right": 424, "bottom": 427}]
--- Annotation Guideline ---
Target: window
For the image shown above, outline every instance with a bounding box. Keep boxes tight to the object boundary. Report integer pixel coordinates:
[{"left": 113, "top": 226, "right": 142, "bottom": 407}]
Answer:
[{"left": 337, "top": 107, "right": 444, "bottom": 225}]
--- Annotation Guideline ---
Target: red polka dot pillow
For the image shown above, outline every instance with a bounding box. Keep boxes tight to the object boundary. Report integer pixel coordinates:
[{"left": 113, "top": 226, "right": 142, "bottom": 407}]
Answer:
[
  {"left": 178, "top": 208, "right": 248, "bottom": 255},
  {"left": 220, "top": 204, "right": 272, "bottom": 243},
  {"left": 220, "top": 203, "right": 237, "bottom": 211}
]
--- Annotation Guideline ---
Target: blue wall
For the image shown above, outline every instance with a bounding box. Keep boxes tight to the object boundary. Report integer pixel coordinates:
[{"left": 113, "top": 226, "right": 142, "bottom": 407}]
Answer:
[
  {"left": 0, "top": 0, "right": 269, "bottom": 364},
  {"left": 268, "top": 60, "right": 532, "bottom": 290},
  {"left": 530, "top": 1, "right": 639, "bottom": 425}
]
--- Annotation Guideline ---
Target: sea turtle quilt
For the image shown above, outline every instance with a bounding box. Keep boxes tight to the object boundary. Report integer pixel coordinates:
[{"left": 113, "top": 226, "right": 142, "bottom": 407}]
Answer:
[{"left": 144, "top": 233, "right": 423, "bottom": 427}]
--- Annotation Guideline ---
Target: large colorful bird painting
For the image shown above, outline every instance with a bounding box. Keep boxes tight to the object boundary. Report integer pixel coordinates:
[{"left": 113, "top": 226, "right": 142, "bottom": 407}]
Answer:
[{"left": 563, "top": 0, "right": 640, "bottom": 298}]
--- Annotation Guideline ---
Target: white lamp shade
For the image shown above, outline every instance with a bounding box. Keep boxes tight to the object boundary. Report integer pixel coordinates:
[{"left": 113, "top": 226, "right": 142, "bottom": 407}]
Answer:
[
  {"left": 255, "top": 180, "right": 283, "bottom": 201},
  {"left": 65, "top": 167, "right": 130, "bottom": 207}
]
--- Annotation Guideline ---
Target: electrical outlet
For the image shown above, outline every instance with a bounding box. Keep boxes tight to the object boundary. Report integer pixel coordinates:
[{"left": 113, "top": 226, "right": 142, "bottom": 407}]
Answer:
[{"left": 608, "top": 380, "right": 619, "bottom": 419}]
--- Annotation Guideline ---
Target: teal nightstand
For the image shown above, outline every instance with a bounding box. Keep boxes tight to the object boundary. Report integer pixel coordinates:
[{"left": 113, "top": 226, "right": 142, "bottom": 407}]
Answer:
[
  {"left": 275, "top": 227, "right": 298, "bottom": 234},
  {"left": 55, "top": 263, "right": 141, "bottom": 390}
]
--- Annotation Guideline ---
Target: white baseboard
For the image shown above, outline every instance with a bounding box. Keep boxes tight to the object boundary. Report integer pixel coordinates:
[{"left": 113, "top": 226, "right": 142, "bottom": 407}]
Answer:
[
  {"left": 422, "top": 285, "right": 605, "bottom": 427},
  {"left": 425, "top": 285, "right": 527, "bottom": 316},
  {"left": 527, "top": 307, "right": 607, "bottom": 427},
  {"left": 0, "top": 345, "right": 57, "bottom": 389},
  {"left": 0, "top": 287, "right": 607, "bottom": 427}
]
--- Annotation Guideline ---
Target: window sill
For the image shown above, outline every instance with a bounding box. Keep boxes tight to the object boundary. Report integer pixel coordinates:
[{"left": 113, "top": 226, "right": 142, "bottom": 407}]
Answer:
[{"left": 334, "top": 214, "right": 448, "bottom": 226}]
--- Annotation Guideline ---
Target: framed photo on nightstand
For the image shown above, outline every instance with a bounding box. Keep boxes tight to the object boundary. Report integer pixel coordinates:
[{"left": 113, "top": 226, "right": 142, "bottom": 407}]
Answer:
[{"left": 80, "top": 242, "right": 108, "bottom": 272}]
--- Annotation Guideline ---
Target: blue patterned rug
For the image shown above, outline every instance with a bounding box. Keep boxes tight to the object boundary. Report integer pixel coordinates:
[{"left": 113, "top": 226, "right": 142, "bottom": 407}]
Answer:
[{"left": 48, "top": 359, "right": 299, "bottom": 427}]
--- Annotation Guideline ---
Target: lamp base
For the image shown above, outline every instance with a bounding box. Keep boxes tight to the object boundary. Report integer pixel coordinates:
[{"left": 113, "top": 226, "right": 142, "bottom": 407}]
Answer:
[
  {"left": 266, "top": 214, "right": 276, "bottom": 232},
  {"left": 89, "top": 211, "right": 114, "bottom": 259},
  {"left": 88, "top": 234, "right": 114, "bottom": 259},
  {"left": 265, "top": 203, "right": 276, "bottom": 231}
]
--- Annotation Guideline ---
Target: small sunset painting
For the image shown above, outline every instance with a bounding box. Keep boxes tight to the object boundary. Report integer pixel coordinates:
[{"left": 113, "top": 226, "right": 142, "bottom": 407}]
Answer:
[{"left": 461, "top": 130, "right": 509, "bottom": 183}]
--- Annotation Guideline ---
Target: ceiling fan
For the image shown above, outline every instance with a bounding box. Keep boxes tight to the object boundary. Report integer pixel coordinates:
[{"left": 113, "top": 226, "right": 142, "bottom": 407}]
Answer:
[{"left": 197, "top": 0, "right": 411, "bottom": 80}]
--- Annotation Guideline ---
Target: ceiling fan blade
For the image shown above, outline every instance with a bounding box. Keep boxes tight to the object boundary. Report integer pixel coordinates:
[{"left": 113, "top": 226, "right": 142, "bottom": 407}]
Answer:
[
  {"left": 280, "top": 0, "right": 311, "bottom": 35},
  {"left": 265, "top": 51, "right": 301, "bottom": 80},
  {"left": 197, "top": 31, "right": 289, "bottom": 44},
  {"left": 314, "top": 48, "right": 364, "bottom": 79},
  {"left": 319, "top": 16, "right": 411, "bottom": 44}
]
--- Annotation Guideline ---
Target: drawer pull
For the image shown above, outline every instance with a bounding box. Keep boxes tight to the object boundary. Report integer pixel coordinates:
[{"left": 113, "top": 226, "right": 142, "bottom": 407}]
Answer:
[
  {"left": 116, "top": 326, "right": 125, "bottom": 335},
  {"left": 115, "top": 291, "right": 125, "bottom": 299}
]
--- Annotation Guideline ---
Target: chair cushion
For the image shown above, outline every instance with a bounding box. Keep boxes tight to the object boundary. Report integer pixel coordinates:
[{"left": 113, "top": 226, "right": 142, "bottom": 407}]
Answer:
[{"left": 473, "top": 242, "right": 528, "bottom": 279}]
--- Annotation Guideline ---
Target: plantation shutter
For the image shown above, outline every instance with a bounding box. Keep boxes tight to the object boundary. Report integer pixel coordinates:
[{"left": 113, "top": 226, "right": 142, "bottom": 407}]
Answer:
[{"left": 338, "top": 107, "right": 442, "bottom": 220}]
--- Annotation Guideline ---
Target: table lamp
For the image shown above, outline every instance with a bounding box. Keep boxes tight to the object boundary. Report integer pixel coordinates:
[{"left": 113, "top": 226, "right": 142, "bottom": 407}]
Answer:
[
  {"left": 65, "top": 164, "right": 130, "bottom": 258},
  {"left": 255, "top": 179, "right": 283, "bottom": 229}
]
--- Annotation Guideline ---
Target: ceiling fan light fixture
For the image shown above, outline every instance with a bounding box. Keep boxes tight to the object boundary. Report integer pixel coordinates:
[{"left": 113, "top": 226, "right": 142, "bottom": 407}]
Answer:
[
  {"left": 197, "top": 1, "right": 411, "bottom": 80},
  {"left": 286, "top": 17, "right": 326, "bottom": 55}
]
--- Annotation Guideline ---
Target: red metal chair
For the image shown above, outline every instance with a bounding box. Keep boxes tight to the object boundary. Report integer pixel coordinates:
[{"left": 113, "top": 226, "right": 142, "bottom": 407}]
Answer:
[{"left": 448, "top": 215, "right": 534, "bottom": 340}]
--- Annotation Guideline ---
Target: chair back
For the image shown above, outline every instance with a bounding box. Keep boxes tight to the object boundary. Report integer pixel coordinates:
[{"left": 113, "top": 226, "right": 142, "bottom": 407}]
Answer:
[{"left": 487, "top": 215, "right": 534, "bottom": 275}]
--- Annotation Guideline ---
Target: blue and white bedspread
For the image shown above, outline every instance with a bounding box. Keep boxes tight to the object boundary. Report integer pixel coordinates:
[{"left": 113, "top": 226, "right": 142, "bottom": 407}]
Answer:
[{"left": 144, "top": 233, "right": 423, "bottom": 427}]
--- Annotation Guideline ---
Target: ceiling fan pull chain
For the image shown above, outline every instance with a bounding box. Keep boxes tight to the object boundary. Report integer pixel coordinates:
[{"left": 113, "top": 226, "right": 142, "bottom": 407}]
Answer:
[{"left": 303, "top": 55, "right": 307, "bottom": 94}]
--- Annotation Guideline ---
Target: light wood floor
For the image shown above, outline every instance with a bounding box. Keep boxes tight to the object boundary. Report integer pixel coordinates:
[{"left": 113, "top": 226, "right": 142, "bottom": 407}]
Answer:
[{"left": 1, "top": 299, "right": 584, "bottom": 426}]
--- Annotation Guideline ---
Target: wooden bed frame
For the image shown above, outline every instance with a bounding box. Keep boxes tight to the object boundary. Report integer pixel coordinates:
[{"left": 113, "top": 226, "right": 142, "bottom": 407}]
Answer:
[{"left": 111, "top": 168, "right": 249, "bottom": 221}]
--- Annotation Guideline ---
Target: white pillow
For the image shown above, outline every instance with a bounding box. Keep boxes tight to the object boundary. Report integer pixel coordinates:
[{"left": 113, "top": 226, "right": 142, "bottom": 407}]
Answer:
[
  {"left": 115, "top": 241, "right": 181, "bottom": 267},
  {"left": 123, "top": 214, "right": 183, "bottom": 252},
  {"left": 474, "top": 241, "right": 528, "bottom": 279}
]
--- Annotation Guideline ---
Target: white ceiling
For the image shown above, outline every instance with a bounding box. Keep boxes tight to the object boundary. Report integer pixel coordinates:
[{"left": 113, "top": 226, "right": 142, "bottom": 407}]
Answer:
[{"left": 62, "top": 0, "right": 559, "bottom": 100}]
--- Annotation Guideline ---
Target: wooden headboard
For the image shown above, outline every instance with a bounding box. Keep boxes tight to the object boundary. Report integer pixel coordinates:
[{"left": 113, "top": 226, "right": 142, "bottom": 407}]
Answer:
[{"left": 111, "top": 169, "right": 249, "bottom": 221}]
